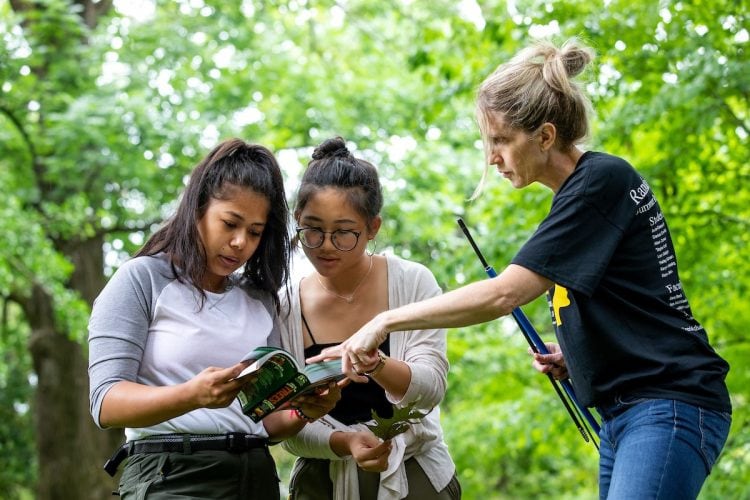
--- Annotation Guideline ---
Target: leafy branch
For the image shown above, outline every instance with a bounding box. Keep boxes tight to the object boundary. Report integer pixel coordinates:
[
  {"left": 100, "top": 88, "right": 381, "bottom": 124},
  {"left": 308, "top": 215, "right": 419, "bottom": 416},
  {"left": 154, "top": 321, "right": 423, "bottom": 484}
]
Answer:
[{"left": 364, "top": 401, "right": 431, "bottom": 440}]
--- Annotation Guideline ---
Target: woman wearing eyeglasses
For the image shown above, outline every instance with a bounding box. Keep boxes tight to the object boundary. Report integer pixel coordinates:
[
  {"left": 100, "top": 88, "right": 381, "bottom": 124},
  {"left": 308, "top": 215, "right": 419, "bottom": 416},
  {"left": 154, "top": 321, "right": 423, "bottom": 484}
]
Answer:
[{"left": 279, "top": 137, "right": 461, "bottom": 500}]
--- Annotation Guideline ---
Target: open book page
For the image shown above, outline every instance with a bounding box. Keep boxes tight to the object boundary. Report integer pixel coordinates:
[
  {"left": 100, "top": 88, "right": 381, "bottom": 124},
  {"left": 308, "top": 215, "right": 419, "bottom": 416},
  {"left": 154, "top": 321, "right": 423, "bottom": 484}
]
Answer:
[
  {"left": 236, "top": 346, "right": 302, "bottom": 378},
  {"left": 294, "top": 359, "right": 345, "bottom": 396}
]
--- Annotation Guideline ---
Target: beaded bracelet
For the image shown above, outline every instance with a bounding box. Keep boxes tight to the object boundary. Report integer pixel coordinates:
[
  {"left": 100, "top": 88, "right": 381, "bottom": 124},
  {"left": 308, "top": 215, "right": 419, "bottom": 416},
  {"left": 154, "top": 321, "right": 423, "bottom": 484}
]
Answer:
[{"left": 292, "top": 408, "right": 315, "bottom": 422}]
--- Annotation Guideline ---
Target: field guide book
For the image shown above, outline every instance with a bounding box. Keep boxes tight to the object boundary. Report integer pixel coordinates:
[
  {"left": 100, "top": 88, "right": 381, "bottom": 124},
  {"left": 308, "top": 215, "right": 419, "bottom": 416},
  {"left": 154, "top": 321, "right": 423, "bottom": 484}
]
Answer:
[{"left": 235, "top": 346, "right": 344, "bottom": 422}]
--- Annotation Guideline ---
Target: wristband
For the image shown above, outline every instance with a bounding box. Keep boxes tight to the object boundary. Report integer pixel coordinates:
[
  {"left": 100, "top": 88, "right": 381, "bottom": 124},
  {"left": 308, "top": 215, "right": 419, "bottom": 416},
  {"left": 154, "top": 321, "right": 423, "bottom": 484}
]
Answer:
[{"left": 364, "top": 351, "right": 387, "bottom": 377}]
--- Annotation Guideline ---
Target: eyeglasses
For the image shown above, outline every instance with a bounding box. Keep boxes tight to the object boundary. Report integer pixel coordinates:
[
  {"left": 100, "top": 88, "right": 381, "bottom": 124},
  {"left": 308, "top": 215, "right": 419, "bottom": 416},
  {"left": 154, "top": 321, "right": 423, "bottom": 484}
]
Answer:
[{"left": 295, "top": 227, "right": 361, "bottom": 252}]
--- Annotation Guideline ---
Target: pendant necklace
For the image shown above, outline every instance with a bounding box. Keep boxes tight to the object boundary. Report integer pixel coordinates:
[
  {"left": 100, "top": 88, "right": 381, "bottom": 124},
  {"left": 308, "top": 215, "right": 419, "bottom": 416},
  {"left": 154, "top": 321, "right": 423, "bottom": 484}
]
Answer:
[{"left": 316, "top": 255, "right": 373, "bottom": 304}]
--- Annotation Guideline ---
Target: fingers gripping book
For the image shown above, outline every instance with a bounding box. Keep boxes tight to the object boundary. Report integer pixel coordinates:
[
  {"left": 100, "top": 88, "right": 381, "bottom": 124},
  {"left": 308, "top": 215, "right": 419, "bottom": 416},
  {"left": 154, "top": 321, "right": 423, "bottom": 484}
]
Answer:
[{"left": 235, "top": 346, "right": 344, "bottom": 422}]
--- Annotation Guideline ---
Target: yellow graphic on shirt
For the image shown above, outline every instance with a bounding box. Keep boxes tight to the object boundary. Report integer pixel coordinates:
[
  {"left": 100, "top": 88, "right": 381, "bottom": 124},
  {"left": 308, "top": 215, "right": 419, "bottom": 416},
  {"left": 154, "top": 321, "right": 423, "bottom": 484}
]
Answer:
[{"left": 552, "top": 284, "right": 570, "bottom": 326}]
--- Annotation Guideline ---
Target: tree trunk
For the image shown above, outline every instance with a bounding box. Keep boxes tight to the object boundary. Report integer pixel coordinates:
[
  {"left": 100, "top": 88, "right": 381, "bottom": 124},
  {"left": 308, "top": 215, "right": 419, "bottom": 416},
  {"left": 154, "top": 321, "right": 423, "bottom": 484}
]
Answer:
[
  {"left": 26, "top": 236, "right": 121, "bottom": 500},
  {"left": 9, "top": 2, "right": 122, "bottom": 498}
]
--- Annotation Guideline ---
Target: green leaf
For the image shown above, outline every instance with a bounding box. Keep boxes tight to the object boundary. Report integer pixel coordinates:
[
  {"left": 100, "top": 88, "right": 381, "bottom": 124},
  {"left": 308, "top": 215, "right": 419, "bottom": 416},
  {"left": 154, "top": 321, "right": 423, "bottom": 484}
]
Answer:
[{"left": 364, "top": 400, "right": 431, "bottom": 441}]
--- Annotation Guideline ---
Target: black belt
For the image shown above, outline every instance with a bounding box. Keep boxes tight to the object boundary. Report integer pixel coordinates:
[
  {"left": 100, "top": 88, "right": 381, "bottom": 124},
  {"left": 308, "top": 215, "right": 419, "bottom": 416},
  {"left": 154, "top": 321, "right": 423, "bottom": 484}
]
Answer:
[{"left": 104, "top": 433, "right": 268, "bottom": 477}]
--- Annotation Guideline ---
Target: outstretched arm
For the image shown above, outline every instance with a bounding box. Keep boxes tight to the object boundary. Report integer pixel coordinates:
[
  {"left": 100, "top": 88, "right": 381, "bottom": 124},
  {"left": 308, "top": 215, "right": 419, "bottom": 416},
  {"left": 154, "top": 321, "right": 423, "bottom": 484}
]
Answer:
[{"left": 309, "top": 264, "right": 552, "bottom": 377}]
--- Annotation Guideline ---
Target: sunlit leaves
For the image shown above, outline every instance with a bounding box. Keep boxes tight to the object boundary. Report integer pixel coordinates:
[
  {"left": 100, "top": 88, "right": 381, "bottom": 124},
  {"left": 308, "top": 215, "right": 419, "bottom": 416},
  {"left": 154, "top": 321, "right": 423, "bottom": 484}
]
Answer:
[{"left": 1, "top": 0, "right": 748, "bottom": 497}]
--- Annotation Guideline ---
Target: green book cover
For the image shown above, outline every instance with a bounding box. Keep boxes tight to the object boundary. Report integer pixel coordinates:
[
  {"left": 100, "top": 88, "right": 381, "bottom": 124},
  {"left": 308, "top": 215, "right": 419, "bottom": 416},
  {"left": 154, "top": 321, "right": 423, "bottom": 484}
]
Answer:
[{"left": 235, "top": 347, "right": 344, "bottom": 422}]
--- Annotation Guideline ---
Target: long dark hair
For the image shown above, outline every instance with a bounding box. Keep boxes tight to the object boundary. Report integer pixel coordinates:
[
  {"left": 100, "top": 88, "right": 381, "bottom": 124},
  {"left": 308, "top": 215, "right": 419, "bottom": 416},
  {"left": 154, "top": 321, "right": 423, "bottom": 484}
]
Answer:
[
  {"left": 136, "top": 138, "right": 290, "bottom": 311},
  {"left": 294, "top": 137, "right": 383, "bottom": 229}
]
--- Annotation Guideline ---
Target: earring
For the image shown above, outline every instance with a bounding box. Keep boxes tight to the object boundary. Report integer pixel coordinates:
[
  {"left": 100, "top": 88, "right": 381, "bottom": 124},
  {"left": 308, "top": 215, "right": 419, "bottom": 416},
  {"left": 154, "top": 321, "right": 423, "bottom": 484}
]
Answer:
[{"left": 366, "top": 239, "right": 378, "bottom": 256}]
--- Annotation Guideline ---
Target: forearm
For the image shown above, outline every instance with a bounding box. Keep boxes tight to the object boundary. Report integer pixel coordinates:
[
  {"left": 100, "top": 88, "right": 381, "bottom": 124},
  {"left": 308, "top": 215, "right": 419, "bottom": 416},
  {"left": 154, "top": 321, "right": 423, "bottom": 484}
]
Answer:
[
  {"left": 364, "top": 356, "right": 411, "bottom": 400},
  {"left": 263, "top": 410, "right": 307, "bottom": 441},
  {"left": 376, "top": 279, "right": 512, "bottom": 333},
  {"left": 378, "top": 264, "right": 549, "bottom": 333},
  {"left": 98, "top": 380, "right": 198, "bottom": 428},
  {"left": 282, "top": 423, "right": 341, "bottom": 460},
  {"left": 330, "top": 430, "right": 355, "bottom": 457}
]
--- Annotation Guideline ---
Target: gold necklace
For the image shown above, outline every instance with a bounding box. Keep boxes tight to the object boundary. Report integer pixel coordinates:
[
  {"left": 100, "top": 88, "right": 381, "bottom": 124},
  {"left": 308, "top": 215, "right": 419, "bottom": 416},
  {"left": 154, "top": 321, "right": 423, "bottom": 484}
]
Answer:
[{"left": 316, "top": 255, "right": 373, "bottom": 304}]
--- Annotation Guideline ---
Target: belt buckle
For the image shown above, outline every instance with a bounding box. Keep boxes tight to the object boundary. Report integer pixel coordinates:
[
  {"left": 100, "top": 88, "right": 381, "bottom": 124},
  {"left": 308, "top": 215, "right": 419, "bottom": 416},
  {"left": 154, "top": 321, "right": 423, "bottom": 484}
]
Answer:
[
  {"left": 103, "top": 442, "right": 133, "bottom": 477},
  {"left": 226, "top": 432, "right": 246, "bottom": 453}
]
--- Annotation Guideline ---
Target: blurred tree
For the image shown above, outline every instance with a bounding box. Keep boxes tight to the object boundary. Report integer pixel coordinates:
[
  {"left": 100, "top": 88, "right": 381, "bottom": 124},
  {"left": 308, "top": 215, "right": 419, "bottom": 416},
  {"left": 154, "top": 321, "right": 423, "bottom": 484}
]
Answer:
[{"left": 1, "top": 1, "right": 125, "bottom": 498}]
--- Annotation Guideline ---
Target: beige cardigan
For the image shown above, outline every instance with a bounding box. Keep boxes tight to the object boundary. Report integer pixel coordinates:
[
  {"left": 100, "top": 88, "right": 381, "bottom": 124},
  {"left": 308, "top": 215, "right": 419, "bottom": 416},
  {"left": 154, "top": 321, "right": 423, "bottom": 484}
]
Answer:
[{"left": 279, "top": 254, "right": 456, "bottom": 499}]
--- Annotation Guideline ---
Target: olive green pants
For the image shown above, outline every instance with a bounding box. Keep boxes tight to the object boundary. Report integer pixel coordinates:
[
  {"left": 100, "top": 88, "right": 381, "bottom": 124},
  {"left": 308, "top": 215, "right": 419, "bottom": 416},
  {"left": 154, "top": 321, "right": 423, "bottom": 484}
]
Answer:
[
  {"left": 288, "top": 457, "right": 461, "bottom": 500},
  {"left": 117, "top": 448, "right": 280, "bottom": 499}
]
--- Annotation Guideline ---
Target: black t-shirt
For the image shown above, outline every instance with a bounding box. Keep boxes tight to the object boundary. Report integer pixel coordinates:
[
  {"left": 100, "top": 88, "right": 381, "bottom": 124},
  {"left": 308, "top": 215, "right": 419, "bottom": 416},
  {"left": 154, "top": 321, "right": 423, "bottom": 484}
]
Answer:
[{"left": 512, "top": 151, "right": 731, "bottom": 413}]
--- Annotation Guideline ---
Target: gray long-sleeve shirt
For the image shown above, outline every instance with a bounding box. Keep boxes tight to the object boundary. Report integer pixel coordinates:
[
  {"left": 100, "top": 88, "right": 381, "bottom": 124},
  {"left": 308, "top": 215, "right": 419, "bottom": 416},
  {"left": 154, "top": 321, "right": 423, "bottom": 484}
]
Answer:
[{"left": 88, "top": 253, "right": 281, "bottom": 441}]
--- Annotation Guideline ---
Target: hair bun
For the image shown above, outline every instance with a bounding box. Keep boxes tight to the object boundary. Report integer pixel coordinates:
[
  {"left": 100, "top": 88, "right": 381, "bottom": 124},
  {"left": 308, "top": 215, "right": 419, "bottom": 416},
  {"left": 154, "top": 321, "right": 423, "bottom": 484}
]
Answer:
[
  {"left": 312, "top": 137, "right": 351, "bottom": 160},
  {"left": 559, "top": 42, "right": 593, "bottom": 78}
]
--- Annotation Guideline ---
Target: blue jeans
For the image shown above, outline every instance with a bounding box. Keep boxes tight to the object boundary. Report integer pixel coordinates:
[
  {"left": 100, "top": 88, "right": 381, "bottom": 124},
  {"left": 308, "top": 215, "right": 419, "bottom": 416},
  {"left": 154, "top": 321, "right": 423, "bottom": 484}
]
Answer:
[{"left": 597, "top": 398, "right": 731, "bottom": 500}]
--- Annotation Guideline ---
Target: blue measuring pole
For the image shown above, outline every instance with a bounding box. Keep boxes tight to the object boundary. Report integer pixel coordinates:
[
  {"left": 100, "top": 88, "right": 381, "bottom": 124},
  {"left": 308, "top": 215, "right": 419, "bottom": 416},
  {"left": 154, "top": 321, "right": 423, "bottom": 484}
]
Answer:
[
  {"left": 512, "top": 305, "right": 601, "bottom": 435},
  {"left": 457, "top": 218, "right": 600, "bottom": 444}
]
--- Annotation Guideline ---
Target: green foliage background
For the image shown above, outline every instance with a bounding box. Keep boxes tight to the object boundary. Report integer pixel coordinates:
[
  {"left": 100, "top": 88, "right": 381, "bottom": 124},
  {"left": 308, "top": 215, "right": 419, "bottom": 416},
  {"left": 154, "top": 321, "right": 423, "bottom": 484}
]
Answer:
[{"left": 1, "top": 0, "right": 747, "bottom": 498}]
